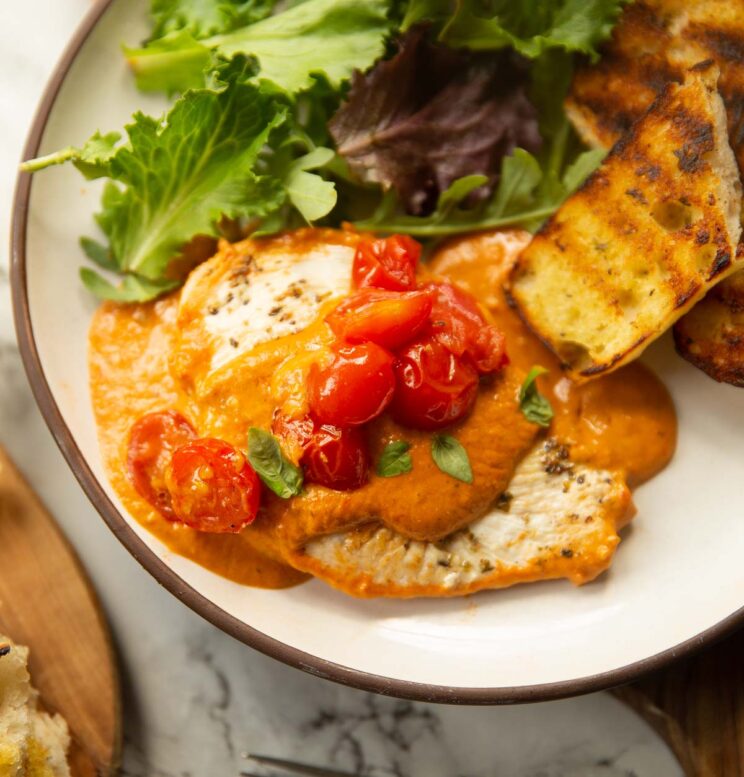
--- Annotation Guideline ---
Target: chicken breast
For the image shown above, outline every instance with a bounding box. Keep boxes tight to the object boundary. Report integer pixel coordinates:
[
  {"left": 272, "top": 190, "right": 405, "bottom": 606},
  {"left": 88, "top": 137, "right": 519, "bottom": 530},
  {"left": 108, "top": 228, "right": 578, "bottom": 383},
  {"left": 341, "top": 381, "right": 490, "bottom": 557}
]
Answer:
[
  {"left": 509, "top": 64, "right": 742, "bottom": 377},
  {"left": 288, "top": 441, "right": 632, "bottom": 598},
  {"left": 173, "top": 229, "right": 360, "bottom": 394}
]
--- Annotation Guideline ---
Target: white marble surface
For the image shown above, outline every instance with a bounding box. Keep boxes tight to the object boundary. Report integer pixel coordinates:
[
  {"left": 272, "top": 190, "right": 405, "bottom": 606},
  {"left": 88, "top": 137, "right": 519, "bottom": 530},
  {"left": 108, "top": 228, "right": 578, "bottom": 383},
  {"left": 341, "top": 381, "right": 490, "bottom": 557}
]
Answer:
[{"left": 0, "top": 2, "right": 684, "bottom": 775}]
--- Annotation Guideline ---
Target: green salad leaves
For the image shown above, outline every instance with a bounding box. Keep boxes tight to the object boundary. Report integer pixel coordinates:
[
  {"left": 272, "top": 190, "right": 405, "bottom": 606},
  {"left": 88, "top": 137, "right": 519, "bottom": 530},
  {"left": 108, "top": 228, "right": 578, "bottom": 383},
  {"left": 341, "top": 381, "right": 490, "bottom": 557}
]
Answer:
[{"left": 21, "top": 0, "right": 624, "bottom": 301}]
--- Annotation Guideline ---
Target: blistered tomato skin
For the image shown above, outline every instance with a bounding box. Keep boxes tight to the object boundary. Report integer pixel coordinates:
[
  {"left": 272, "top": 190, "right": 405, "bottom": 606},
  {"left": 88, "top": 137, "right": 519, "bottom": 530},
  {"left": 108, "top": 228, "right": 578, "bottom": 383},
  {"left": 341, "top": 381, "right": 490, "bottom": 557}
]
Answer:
[
  {"left": 308, "top": 342, "right": 396, "bottom": 427},
  {"left": 423, "top": 280, "right": 508, "bottom": 374},
  {"left": 127, "top": 410, "right": 196, "bottom": 519},
  {"left": 325, "top": 288, "right": 433, "bottom": 350},
  {"left": 303, "top": 424, "right": 370, "bottom": 491},
  {"left": 390, "top": 336, "right": 479, "bottom": 430},
  {"left": 352, "top": 235, "right": 421, "bottom": 291},
  {"left": 166, "top": 438, "right": 261, "bottom": 533}
]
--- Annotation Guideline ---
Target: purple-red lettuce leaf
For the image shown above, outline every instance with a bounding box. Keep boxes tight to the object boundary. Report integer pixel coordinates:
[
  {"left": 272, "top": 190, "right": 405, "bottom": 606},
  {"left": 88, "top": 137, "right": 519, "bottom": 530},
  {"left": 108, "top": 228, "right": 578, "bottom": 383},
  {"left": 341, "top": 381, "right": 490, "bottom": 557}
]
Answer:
[{"left": 329, "top": 27, "right": 541, "bottom": 216}]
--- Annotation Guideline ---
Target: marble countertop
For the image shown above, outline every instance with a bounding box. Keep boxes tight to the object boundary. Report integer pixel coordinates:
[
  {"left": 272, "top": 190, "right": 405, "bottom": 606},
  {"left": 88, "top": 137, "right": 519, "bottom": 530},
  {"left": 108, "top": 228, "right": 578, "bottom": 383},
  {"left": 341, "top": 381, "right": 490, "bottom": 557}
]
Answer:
[{"left": 0, "top": 3, "right": 684, "bottom": 775}]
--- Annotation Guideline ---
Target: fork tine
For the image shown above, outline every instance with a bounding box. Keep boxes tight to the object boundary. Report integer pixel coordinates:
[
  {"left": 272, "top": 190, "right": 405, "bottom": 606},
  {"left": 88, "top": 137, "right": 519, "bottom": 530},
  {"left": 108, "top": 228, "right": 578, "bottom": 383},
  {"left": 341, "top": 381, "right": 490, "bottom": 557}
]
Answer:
[{"left": 245, "top": 754, "right": 358, "bottom": 777}]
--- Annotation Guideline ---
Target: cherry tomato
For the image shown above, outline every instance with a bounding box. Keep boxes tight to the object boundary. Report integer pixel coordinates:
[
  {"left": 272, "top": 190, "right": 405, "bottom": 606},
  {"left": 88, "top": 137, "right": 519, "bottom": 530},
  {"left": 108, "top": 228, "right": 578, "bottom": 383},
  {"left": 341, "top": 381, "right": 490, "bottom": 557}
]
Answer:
[
  {"left": 127, "top": 410, "right": 196, "bottom": 519},
  {"left": 423, "top": 281, "right": 508, "bottom": 374},
  {"left": 303, "top": 423, "right": 370, "bottom": 491},
  {"left": 271, "top": 411, "right": 314, "bottom": 464},
  {"left": 325, "top": 288, "right": 433, "bottom": 350},
  {"left": 308, "top": 342, "right": 395, "bottom": 426},
  {"left": 165, "top": 438, "right": 261, "bottom": 533},
  {"left": 352, "top": 235, "right": 421, "bottom": 291},
  {"left": 390, "top": 336, "right": 479, "bottom": 430}
]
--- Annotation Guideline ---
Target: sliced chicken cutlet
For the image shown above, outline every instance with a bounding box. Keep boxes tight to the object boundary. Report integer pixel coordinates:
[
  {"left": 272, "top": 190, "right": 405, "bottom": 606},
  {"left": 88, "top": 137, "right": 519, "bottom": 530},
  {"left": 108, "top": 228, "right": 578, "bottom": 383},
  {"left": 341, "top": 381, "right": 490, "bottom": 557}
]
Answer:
[
  {"left": 173, "top": 229, "right": 360, "bottom": 394},
  {"left": 567, "top": 0, "right": 744, "bottom": 385},
  {"left": 289, "top": 441, "right": 632, "bottom": 598},
  {"left": 509, "top": 64, "right": 742, "bottom": 378}
]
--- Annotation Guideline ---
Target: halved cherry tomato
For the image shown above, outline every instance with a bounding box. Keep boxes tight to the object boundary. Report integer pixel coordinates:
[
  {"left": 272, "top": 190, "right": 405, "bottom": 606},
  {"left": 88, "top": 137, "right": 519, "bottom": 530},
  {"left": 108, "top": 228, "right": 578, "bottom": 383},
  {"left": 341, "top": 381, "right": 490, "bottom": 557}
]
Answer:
[
  {"left": 390, "top": 336, "right": 479, "bottom": 430},
  {"left": 308, "top": 342, "right": 395, "bottom": 426},
  {"left": 127, "top": 410, "right": 196, "bottom": 519},
  {"left": 273, "top": 412, "right": 370, "bottom": 491},
  {"left": 423, "top": 281, "right": 508, "bottom": 374},
  {"left": 303, "top": 423, "right": 370, "bottom": 491},
  {"left": 165, "top": 438, "right": 261, "bottom": 533},
  {"left": 325, "top": 288, "right": 433, "bottom": 350},
  {"left": 352, "top": 235, "right": 421, "bottom": 291}
]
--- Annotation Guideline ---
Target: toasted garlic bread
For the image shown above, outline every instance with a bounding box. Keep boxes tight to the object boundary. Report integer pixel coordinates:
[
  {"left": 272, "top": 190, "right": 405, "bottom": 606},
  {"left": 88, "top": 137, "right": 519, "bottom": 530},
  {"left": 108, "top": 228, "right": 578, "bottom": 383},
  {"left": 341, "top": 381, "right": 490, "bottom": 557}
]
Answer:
[
  {"left": 290, "top": 441, "right": 632, "bottom": 598},
  {"left": 509, "top": 64, "right": 742, "bottom": 377},
  {"left": 567, "top": 0, "right": 744, "bottom": 384},
  {"left": 673, "top": 246, "right": 744, "bottom": 384},
  {"left": 567, "top": 0, "right": 744, "bottom": 176}
]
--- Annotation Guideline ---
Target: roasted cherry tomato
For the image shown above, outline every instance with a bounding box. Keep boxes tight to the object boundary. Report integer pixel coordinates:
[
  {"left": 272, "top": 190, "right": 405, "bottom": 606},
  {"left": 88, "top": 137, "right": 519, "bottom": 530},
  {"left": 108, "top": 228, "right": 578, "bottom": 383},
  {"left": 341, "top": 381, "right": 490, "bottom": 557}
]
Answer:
[
  {"left": 127, "top": 410, "right": 196, "bottom": 519},
  {"left": 390, "top": 336, "right": 479, "bottom": 430},
  {"left": 352, "top": 234, "right": 421, "bottom": 291},
  {"left": 271, "top": 411, "right": 315, "bottom": 464},
  {"left": 303, "top": 423, "right": 370, "bottom": 491},
  {"left": 308, "top": 342, "right": 395, "bottom": 426},
  {"left": 325, "top": 288, "right": 433, "bottom": 350},
  {"left": 423, "top": 281, "right": 508, "bottom": 374},
  {"left": 165, "top": 438, "right": 261, "bottom": 533}
]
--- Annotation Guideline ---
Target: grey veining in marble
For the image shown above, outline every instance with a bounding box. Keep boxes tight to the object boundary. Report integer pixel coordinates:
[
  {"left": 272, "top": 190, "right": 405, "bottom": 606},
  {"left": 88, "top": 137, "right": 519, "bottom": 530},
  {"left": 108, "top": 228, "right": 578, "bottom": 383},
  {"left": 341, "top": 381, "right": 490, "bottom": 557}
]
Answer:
[{"left": 0, "top": 3, "right": 683, "bottom": 776}]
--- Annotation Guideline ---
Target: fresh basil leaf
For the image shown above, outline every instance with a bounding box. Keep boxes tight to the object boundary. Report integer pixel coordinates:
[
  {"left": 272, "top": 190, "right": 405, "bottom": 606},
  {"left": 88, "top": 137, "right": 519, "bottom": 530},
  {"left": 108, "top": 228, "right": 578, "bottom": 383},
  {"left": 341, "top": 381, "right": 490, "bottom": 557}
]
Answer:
[
  {"left": 247, "top": 427, "right": 304, "bottom": 498},
  {"left": 377, "top": 440, "right": 412, "bottom": 477},
  {"left": 518, "top": 365, "right": 554, "bottom": 427},
  {"left": 431, "top": 435, "right": 473, "bottom": 484},
  {"left": 128, "top": 0, "right": 392, "bottom": 95}
]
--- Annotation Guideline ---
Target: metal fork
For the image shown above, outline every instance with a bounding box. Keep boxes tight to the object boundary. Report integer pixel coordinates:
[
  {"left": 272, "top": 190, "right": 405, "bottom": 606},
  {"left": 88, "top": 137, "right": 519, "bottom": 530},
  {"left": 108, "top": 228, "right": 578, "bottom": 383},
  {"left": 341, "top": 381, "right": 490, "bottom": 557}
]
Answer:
[{"left": 242, "top": 753, "right": 357, "bottom": 777}]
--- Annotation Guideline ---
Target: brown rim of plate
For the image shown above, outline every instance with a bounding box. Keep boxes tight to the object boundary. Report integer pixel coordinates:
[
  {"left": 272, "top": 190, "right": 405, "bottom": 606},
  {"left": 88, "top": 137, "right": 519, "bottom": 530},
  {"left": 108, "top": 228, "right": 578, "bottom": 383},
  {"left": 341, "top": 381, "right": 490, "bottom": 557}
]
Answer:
[{"left": 10, "top": 0, "right": 744, "bottom": 706}]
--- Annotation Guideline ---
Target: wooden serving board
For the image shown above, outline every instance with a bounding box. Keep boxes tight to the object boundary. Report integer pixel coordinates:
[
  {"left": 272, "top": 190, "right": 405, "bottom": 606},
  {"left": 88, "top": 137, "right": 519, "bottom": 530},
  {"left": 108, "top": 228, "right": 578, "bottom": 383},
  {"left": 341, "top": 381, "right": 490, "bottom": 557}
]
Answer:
[
  {"left": 0, "top": 445, "right": 120, "bottom": 776},
  {"left": 613, "top": 627, "right": 744, "bottom": 776}
]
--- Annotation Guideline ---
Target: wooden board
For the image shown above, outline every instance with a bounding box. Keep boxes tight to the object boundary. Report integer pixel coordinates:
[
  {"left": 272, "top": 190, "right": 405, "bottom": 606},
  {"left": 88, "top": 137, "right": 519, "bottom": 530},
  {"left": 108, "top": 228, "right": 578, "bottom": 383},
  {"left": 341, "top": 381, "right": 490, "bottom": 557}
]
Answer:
[
  {"left": 0, "top": 445, "right": 120, "bottom": 775},
  {"left": 613, "top": 627, "right": 744, "bottom": 776}
]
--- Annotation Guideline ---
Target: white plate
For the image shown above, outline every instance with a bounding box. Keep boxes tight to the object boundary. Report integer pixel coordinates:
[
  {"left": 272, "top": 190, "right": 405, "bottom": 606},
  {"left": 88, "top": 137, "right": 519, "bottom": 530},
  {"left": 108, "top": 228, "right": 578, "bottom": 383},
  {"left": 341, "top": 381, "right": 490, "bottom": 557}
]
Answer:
[{"left": 12, "top": 0, "right": 744, "bottom": 702}]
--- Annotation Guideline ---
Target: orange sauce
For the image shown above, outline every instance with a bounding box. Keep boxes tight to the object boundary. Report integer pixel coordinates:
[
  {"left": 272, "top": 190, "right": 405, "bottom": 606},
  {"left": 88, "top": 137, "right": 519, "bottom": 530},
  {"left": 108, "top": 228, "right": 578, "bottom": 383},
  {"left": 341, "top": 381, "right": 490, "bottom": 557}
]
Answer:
[{"left": 89, "top": 229, "right": 677, "bottom": 590}]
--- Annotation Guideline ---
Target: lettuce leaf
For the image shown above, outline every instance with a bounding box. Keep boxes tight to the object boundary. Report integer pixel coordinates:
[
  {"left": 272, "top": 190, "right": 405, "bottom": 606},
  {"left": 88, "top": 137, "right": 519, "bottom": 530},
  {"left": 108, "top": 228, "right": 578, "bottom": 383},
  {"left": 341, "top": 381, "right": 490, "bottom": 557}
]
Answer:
[
  {"left": 127, "top": 0, "right": 392, "bottom": 95},
  {"left": 329, "top": 28, "right": 541, "bottom": 216},
  {"left": 22, "top": 60, "right": 287, "bottom": 301},
  {"left": 356, "top": 145, "right": 604, "bottom": 236},
  {"left": 149, "top": 0, "right": 275, "bottom": 39},
  {"left": 404, "top": 0, "right": 627, "bottom": 60}
]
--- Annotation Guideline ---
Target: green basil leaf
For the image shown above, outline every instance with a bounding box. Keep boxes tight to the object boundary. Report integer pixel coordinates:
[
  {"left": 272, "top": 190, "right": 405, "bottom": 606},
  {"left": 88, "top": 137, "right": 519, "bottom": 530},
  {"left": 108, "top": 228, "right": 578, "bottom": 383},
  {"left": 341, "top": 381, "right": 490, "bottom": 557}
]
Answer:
[
  {"left": 431, "top": 435, "right": 473, "bottom": 484},
  {"left": 519, "top": 365, "right": 554, "bottom": 427},
  {"left": 377, "top": 440, "right": 412, "bottom": 478},
  {"left": 247, "top": 427, "right": 303, "bottom": 498}
]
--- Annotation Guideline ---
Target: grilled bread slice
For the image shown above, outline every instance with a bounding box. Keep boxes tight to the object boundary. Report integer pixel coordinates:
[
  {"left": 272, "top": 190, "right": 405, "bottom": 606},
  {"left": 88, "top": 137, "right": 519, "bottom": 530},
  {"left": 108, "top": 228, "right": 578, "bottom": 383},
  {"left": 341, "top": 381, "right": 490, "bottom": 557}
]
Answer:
[
  {"left": 567, "top": 0, "right": 744, "bottom": 385},
  {"left": 290, "top": 441, "right": 632, "bottom": 598},
  {"left": 509, "top": 63, "right": 742, "bottom": 378}
]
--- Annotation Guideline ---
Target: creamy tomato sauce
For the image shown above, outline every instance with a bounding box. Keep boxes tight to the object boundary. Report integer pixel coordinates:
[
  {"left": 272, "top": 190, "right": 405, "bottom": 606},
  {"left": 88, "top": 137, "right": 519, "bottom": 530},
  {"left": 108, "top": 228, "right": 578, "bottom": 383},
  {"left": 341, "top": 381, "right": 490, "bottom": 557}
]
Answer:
[{"left": 89, "top": 229, "right": 676, "bottom": 590}]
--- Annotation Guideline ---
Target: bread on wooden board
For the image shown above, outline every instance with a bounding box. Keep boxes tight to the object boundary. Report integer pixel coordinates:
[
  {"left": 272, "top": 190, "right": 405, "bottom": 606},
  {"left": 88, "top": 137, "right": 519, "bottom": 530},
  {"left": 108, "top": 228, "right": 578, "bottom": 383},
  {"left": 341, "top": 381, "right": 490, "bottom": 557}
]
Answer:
[{"left": 0, "top": 638, "right": 71, "bottom": 777}]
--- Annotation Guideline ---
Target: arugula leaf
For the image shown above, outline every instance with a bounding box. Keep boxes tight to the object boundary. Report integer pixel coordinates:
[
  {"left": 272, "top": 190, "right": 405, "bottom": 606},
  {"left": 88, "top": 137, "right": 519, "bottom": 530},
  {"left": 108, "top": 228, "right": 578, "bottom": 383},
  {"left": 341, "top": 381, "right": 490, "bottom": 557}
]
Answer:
[
  {"left": 23, "top": 59, "right": 287, "bottom": 301},
  {"left": 377, "top": 440, "right": 412, "bottom": 477},
  {"left": 80, "top": 268, "right": 180, "bottom": 303},
  {"left": 431, "top": 435, "right": 473, "bottom": 483},
  {"left": 127, "top": 0, "right": 392, "bottom": 95},
  {"left": 279, "top": 147, "right": 337, "bottom": 222},
  {"left": 247, "top": 427, "right": 304, "bottom": 498},
  {"left": 518, "top": 366, "right": 554, "bottom": 427},
  {"left": 330, "top": 28, "right": 540, "bottom": 216},
  {"left": 405, "top": 0, "right": 626, "bottom": 61},
  {"left": 150, "top": 0, "right": 275, "bottom": 39}
]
